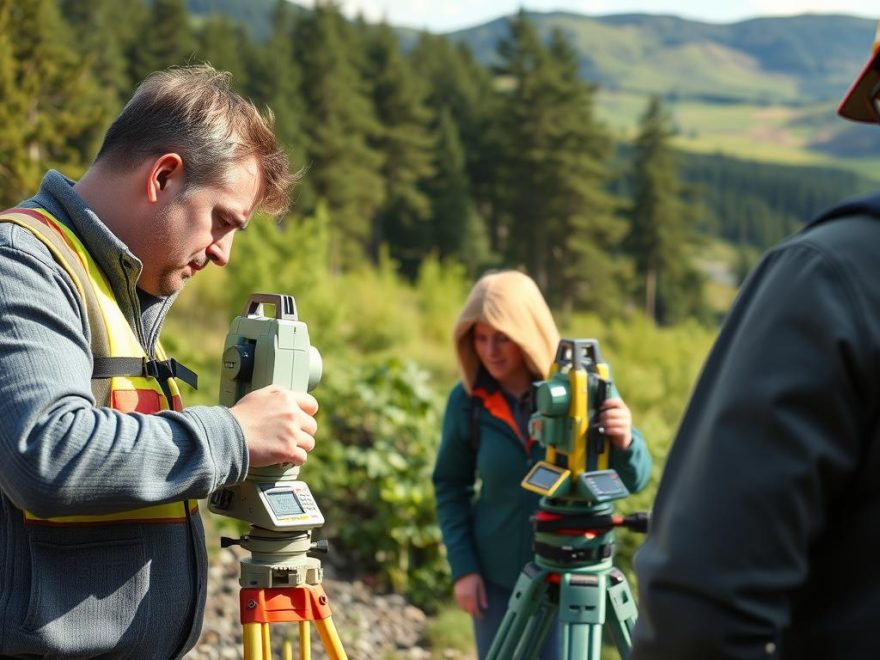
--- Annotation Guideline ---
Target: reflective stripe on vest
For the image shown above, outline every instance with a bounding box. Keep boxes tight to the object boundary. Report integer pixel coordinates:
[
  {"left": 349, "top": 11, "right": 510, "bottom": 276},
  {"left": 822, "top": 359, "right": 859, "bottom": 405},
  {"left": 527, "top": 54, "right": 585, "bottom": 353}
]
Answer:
[{"left": 1, "top": 208, "right": 195, "bottom": 524}]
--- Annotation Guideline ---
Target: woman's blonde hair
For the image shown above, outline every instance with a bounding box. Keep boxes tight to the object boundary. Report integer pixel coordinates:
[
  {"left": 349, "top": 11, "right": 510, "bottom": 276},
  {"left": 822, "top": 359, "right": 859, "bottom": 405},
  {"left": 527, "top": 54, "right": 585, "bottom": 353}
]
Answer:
[{"left": 453, "top": 270, "right": 560, "bottom": 393}]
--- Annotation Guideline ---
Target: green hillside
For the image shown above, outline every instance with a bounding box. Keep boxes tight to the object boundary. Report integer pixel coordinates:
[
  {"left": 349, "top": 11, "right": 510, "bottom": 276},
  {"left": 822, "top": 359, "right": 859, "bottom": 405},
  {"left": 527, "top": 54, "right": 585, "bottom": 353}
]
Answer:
[
  {"left": 451, "top": 12, "right": 874, "bottom": 104},
  {"left": 185, "top": 3, "right": 875, "bottom": 106},
  {"left": 447, "top": 12, "right": 880, "bottom": 172}
]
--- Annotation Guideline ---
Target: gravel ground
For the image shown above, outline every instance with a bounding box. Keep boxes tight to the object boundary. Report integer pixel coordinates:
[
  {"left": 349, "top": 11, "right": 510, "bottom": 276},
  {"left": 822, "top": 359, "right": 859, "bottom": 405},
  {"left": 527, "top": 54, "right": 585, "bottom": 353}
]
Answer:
[{"left": 183, "top": 545, "right": 444, "bottom": 660}]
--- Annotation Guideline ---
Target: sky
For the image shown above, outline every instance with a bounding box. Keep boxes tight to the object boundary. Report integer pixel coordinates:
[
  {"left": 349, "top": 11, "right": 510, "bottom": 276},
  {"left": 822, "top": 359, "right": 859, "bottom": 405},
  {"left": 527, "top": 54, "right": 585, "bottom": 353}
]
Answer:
[{"left": 298, "top": 1, "right": 875, "bottom": 33}]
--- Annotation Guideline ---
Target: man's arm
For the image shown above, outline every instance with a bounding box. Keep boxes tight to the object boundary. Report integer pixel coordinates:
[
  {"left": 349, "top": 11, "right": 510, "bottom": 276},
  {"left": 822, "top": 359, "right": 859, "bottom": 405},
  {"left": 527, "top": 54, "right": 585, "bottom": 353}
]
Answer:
[{"left": 632, "top": 240, "right": 870, "bottom": 658}]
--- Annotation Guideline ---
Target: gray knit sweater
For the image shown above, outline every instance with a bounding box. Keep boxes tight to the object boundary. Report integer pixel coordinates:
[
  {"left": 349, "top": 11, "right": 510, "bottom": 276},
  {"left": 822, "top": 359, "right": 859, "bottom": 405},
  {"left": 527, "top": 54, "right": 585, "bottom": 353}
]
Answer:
[{"left": 0, "top": 171, "right": 248, "bottom": 658}]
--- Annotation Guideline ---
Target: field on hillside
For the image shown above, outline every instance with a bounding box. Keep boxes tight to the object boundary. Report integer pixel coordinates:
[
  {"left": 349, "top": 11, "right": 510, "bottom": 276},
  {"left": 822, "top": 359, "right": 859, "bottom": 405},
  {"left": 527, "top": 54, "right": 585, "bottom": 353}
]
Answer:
[{"left": 597, "top": 89, "right": 880, "bottom": 179}]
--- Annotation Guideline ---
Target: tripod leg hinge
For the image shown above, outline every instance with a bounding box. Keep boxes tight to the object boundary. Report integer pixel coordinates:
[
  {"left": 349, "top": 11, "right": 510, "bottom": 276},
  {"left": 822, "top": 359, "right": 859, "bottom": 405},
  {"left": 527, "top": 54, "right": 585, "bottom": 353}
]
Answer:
[{"left": 240, "top": 585, "right": 333, "bottom": 624}]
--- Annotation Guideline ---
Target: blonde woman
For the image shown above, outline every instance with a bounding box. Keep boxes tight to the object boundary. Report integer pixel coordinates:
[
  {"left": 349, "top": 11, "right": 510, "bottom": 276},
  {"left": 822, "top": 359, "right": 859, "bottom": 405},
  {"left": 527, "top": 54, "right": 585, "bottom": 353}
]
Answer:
[{"left": 432, "top": 270, "right": 651, "bottom": 659}]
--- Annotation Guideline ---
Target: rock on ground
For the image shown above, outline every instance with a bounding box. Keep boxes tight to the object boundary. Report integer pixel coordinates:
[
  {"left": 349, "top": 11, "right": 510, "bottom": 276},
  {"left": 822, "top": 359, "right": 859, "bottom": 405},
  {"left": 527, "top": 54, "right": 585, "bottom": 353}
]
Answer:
[{"left": 184, "top": 546, "right": 434, "bottom": 660}]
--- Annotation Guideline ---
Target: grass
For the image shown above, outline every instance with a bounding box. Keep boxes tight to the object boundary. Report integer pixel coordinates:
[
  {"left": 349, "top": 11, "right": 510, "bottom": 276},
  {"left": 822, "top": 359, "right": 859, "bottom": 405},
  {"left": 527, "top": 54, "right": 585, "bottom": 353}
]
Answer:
[{"left": 424, "top": 604, "right": 476, "bottom": 659}]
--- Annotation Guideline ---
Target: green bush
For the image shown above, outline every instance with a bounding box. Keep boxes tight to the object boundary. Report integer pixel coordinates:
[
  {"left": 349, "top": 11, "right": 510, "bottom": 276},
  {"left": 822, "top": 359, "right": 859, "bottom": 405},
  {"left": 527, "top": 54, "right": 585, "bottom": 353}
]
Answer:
[{"left": 305, "top": 357, "right": 450, "bottom": 611}]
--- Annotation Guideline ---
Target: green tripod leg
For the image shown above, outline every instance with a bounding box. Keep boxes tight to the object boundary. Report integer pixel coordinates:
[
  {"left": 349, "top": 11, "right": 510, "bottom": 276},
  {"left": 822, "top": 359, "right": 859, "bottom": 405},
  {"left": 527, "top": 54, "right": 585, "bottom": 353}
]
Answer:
[
  {"left": 559, "top": 571, "right": 605, "bottom": 660},
  {"left": 485, "top": 563, "right": 557, "bottom": 660},
  {"left": 605, "top": 567, "right": 638, "bottom": 658},
  {"left": 559, "top": 565, "right": 639, "bottom": 659}
]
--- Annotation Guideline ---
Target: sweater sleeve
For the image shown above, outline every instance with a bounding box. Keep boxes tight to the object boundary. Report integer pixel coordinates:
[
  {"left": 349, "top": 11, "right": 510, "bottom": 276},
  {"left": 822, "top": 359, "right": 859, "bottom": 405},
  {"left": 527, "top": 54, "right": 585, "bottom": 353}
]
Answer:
[
  {"left": 631, "top": 240, "right": 871, "bottom": 659},
  {"left": 610, "top": 424, "right": 652, "bottom": 494},
  {"left": 0, "top": 225, "right": 248, "bottom": 518},
  {"left": 432, "top": 384, "right": 482, "bottom": 580}
]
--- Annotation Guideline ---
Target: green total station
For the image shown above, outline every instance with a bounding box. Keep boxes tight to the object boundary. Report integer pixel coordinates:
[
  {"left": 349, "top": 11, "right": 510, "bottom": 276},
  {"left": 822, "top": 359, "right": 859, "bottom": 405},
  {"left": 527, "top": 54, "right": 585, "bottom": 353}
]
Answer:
[
  {"left": 487, "top": 338, "right": 648, "bottom": 660},
  {"left": 208, "top": 293, "right": 325, "bottom": 578}
]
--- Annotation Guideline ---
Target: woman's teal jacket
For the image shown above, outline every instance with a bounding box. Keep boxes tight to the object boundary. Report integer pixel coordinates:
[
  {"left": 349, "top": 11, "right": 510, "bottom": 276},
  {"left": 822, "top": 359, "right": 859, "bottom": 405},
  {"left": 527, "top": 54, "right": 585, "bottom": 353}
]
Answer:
[{"left": 432, "top": 378, "right": 652, "bottom": 590}]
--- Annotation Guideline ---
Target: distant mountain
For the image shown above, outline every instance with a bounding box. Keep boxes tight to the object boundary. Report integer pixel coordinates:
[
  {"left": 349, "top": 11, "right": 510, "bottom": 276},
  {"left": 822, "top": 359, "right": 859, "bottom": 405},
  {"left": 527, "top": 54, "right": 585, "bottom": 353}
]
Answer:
[
  {"left": 185, "top": 2, "right": 874, "bottom": 106},
  {"left": 186, "top": 0, "right": 306, "bottom": 40},
  {"left": 447, "top": 12, "right": 875, "bottom": 105},
  {"left": 182, "top": 2, "right": 879, "bottom": 165}
]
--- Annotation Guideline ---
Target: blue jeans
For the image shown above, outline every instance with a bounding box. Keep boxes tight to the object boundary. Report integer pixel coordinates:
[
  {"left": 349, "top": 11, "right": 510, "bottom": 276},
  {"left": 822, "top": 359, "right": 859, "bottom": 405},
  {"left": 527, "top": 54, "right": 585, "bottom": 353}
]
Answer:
[{"left": 473, "top": 580, "right": 561, "bottom": 660}]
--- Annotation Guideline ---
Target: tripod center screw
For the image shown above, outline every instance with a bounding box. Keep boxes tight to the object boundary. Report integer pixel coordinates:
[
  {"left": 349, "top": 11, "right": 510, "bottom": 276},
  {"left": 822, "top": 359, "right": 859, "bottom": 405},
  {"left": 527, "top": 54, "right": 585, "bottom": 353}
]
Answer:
[
  {"left": 319, "top": 596, "right": 327, "bottom": 605},
  {"left": 247, "top": 600, "right": 257, "bottom": 609}
]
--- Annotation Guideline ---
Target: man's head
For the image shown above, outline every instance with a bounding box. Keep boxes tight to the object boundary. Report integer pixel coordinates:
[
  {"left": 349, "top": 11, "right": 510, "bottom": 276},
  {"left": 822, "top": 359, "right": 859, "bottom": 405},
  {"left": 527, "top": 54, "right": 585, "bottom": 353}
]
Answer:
[
  {"left": 96, "top": 65, "right": 291, "bottom": 215},
  {"left": 78, "top": 65, "right": 294, "bottom": 296},
  {"left": 838, "top": 20, "right": 880, "bottom": 123}
]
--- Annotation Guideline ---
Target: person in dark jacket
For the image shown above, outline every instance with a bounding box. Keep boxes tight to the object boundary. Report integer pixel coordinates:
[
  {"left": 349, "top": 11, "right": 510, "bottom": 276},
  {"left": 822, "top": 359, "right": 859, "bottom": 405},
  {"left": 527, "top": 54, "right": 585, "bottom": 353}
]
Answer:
[
  {"left": 631, "top": 19, "right": 880, "bottom": 660},
  {"left": 432, "top": 270, "right": 651, "bottom": 659}
]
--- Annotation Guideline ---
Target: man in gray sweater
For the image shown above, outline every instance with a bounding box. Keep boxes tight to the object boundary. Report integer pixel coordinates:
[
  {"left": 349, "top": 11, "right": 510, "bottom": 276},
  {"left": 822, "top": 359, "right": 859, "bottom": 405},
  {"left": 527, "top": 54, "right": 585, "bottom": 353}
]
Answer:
[
  {"left": 632, "top": 19, "right": 880, "bottom": 660},
  {"left": 0, "top": 65, "right": 318, "bottom": 658}
]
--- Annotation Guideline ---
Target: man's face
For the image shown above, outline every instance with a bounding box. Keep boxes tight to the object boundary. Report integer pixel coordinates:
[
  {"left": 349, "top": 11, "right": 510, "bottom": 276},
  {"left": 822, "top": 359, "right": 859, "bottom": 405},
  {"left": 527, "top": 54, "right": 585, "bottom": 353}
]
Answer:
[{"left": 138, "top": 156, "right": 263, "bottom": 296}]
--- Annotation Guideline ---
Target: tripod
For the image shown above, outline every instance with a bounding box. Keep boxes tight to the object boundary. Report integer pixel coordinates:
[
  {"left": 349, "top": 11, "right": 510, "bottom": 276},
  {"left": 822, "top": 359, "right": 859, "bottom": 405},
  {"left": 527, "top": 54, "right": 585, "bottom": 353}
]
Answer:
[
  {"left": 222, "top": 527, "right": 348, "bottom": 660},
  {"left": 486, "top": 493, "right": 647, "bottom": 660}
]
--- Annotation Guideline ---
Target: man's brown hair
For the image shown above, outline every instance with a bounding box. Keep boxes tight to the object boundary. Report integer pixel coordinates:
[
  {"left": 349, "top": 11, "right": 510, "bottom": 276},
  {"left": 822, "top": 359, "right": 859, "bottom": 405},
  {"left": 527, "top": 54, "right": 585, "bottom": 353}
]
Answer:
[{"left": 96, "top": 64, "right": 293, "bottom": 216}]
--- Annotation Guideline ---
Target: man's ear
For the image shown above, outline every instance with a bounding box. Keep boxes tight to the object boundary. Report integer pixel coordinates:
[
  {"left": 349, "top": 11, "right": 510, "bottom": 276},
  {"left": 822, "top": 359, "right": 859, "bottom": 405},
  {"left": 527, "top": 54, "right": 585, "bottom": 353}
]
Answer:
[{"left": 145, "top": 153, "right": 185, "bottom": 203}]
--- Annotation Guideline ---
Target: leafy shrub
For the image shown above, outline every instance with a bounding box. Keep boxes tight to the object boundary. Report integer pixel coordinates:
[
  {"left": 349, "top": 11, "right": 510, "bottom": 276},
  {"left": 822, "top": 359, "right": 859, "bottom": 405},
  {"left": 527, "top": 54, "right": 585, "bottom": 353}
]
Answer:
[{"left": 304, "top": 357, "right": 451, "bottom": 611}]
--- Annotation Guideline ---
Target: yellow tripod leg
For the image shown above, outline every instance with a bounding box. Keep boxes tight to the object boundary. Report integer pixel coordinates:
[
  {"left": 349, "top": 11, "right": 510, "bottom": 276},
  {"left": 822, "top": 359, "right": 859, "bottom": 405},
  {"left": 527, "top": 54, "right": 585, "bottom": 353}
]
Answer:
[
  {"left": 298, "top": 621, "right": 311, "bottom": 660},
  {"left": 243, "top": 622, "right": 271, "bottom": 660},
  {"left": 315, "top": 616, "right": 348, "bottom": 660},
  {"left": 263, "top": 623, "right": 272, "bottom": 660}
]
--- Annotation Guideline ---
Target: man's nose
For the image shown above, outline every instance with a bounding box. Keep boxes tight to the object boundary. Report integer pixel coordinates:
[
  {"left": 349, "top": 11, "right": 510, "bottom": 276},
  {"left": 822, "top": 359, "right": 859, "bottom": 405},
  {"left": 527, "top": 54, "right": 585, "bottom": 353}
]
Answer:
[{"left": 206, "top": 233, "right": 234, "bottom": 267}]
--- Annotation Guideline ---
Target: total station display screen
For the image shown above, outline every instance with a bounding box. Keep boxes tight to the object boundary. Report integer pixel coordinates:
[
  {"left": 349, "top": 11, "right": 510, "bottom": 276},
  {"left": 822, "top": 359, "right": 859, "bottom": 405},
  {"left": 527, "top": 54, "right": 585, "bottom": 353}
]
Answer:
[
  {"left": 266, "top": 490, "right": 305, "bottom": 517},
  {"left": 582, "top": 471, "right": 628, "bottom": 499},
  {"left": 527, "top": 465, "right": 564, "bottom": 490}
]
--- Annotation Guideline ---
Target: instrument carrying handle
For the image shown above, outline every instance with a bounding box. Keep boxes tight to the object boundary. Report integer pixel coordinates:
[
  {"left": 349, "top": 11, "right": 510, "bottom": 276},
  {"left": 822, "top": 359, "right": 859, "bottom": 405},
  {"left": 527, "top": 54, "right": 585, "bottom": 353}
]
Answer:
[{"left": 242, "top": 293, "right": 298, "bottom": 320}]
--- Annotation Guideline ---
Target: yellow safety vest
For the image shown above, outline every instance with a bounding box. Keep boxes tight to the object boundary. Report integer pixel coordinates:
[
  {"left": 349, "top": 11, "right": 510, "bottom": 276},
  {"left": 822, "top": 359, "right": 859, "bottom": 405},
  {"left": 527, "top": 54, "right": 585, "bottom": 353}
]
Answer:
[{"left": 0, "top": 207, "right": 198, "bottom": 525}]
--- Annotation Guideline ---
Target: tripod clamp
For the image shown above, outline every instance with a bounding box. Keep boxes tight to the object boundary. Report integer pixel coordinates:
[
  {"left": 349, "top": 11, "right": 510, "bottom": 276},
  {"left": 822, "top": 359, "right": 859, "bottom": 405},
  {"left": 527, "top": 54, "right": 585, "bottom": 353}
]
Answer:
[
  {"left": 533, "top": 511, "right": 650, "bottom": 535},
  {"left": 221, "top": 535, "right": 331, "bottom": 555}
]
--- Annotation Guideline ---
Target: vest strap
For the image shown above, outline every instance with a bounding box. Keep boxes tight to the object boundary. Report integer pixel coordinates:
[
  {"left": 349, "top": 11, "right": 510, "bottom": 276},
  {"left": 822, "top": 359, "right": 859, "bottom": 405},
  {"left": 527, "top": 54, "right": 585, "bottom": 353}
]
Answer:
[
  {"left": 0, "top": 208, "right": 112, "bottom": 403},
  {"left": 93, "top": 357, "right": 199, "bottom": 390}
]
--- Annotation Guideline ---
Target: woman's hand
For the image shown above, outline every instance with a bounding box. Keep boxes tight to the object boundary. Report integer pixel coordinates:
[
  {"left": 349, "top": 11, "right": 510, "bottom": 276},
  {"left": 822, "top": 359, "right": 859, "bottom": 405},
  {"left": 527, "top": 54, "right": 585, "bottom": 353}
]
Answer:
[
  {"left": 598, "top": 397, "right": 633, "bottom": 450},
  {"left": 453, "top": 572, "right": 488, "bottom": 618}
]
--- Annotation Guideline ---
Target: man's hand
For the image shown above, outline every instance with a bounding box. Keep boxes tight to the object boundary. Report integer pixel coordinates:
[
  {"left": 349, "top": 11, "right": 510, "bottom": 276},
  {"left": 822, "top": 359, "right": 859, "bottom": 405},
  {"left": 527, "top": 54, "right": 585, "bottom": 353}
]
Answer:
[
  {"left": 598, "top": 397, "right": 633, "bottom": 450},
  {"left": 454, "top": 572, "right": 488, "bottom": 619},
  {"left": 230, "top": 385, "right": 318, "bottom": 467}
]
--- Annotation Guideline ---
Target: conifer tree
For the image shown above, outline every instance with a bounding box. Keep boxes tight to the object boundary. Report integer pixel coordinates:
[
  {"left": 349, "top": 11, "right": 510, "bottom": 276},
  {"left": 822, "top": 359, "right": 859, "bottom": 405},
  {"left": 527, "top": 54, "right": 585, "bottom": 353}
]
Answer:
[
  {"left": 426, "top": 108, "right": 489, "bottom": 271},
  {"left": 410, "top": 33, "right": 496, "bottom": 263},
  {"left": 0, "top": 1, "right": 28, "bottom": 207},
  {"left": 493, "top": 14, "right": 625, "bottom": 311},
  {"left": 194, "top": 15, "right": 251, "bottom": 86},
  {"left": 58, "top": 0, "right": 136, "bottom": 104},
  {"left": 544, "top": 31, "right": 628, "bottom": 314},
  {"left": 1, "top": 0, "right": 108, "bottom": 203},
  {"left": 627, "top": 95, "right": 705, "bottom": 324},
  {"left": 491, "top": 11, "right": 553, "bottom": 283},
  {"left": 129, "top": 0, "right": 197, "bottom": 81},
  {"left": 243, "top": 0, "right": 311, "bottom": 212},
  {"left": 362, "top": 22, "right": 435, "bottom": 273},
  {"left": 294, "top": 1, "right": 384, "bottom": 267}
]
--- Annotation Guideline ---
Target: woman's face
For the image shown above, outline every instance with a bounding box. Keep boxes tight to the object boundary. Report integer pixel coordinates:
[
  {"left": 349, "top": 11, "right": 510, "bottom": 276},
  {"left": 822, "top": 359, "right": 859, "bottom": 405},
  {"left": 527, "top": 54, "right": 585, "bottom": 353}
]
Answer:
[{"left": 473, "top": 321, "right": 531, "bottom": 391}]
